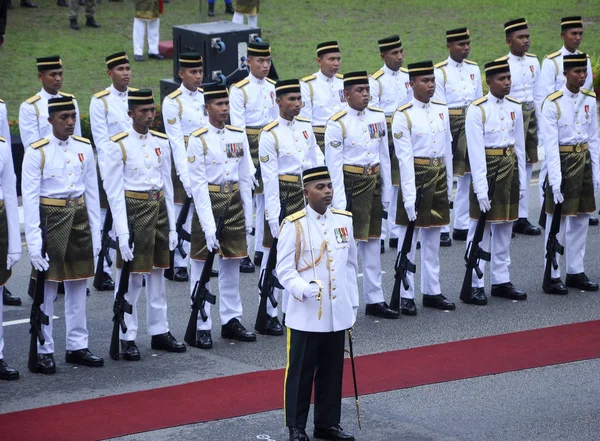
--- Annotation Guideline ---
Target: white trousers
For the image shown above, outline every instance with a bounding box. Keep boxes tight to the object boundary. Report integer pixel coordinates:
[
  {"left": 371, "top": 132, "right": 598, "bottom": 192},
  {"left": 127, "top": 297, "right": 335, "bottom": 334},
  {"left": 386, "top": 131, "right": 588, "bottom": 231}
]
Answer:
[
  {"left": 358, "top": 238, "right": 385, "bottom": 304},
  {"left": 453, "top": 173, "right": 472, "bottom": 231},
  {"left": 232, "top": 12, "right": 258, "bottom": 27},
  {"left": 381, "top": 186, "right": 399, "bottom": 241},
  {"left": 396, "top": 226, "right": 441, "bottom": 299},
  {"left": 466, "top": 220, "right": 513, "bottom": 288},
  {"left": 39, "top": 279, "right": 89, "bottom": 354},
  {"left": 544, "top": 213, "right": 589, "bottom": 278},
  {"left": 254, "top": 194, "right": 265, "bottom": 255},
  {"left": 518, "top": 163, "right": 534, "bottom": 218},
  {"left": 190, "top": 257, "right": 243, "bottom": 331},
  {"left": 133, "top": 18, "right": 160, "bottom": 56},
  {"left": 173, "top": 203, "right": 192, "bottom": 268},
  {"left": 116, "top": 268, "right": 169, "bottom": 340}
]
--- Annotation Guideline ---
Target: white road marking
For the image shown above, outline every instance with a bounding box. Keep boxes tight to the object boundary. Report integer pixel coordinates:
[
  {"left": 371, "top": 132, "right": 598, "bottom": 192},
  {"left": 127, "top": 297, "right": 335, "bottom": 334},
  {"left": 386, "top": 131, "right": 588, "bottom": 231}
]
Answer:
[{"left": 2, "top": 316, "right": 59, "bottom": 326}]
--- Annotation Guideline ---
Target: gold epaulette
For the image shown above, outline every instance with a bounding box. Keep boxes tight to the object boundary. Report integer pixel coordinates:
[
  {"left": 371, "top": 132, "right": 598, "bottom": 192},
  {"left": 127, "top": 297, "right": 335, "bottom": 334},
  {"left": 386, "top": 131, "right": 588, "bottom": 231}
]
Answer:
[
  {"left": 225, "top": 124, "right": 244, "bottom": 132},
  {"left": 371, "top": 69, "right": 384, "bottom": 80},
  {"left": 93, "top": 89, "right": 110, "bottom": 99},
  {"left": 397, "top": 103, "right": 413, "bottom": 112},
  {"left": 110, "top": 131, "right": 128, "bottom": 142},
  {"left": 191, "top": 127, "right": 208, "bottom": 137},
  {"left": 547, "top": 91, "right": 563, "bottom": 101},
  {"left": 581, "top": 88, "right": 596, "bottom": 98},
  {"left": 335, "top": 73, "right": 343, "bottom": 79},
  {"left": 285, "top": 211, "right": 306, "bottom": 223},
  {"left": 0, "top": 136, "right": 5, "bottom": 142},
  {"left": 545, "top": 50, "right": 561, "bottom": 59},
  {"left": 431, "top": 100, "right": 446, "bottom": 106},
  {"left": 72, "top": 135, "right": 91, "bottom": 144},
  {"left": 233, "top": 78, "right": 249, "bottom": 88},
  {"left": 472, "top": 96, "right": 487, "bottom": 106},
  {"left": 434, "top": 60, "right": 448, "bottom": 68},
  {"left": 262, "top": 121, "right": 278, "bottom": 132},
  {"left": 266, "top": 78, "right": 276, "bottom": 85},
  {"left": 506, "top": 96, "right": 521, "bottom": 104},
  {"left": 58, "top": 91, "right": 75, "bottom": 98},
  {"left": 167, "top": 89, "right": 182, "bottom": 99},
  {"left": 525, "top": 52, "right": 537, "bottom": 58},
  {"left": 331, "top": 110, "right": 347, "bottom": 121},
  {"left": 331, "top": 208, "right": 352, "bottom": 217},
  {"left": 30, "top": 138, "right": 49, "bottom": 149},
  {"left": 464, "top": 59, "right": 478, "bottom": 65},
  {"left": 301, "top": 74, "right": 316, "bottom": 82},
  {"left": 150, "top": 130, "right": 168, "bottom": 139},
  {"left": 128, "top": 87, "right": 139, "bottom": 92},
  {"left": 400, "top": 67, "right": 408, "bottom": 73},
  {"left": 197, "top": 87, "right": 204, "bottom": 93},
  {"left": 294, "top": 116, "right": 311, "bottom": 123},
  {"left": 495, "top": 55, "right": 509, "bottom": 62},
  {"left": 0, "top": 98, "right": 4, "bottom": 103},
  {"left": 25, "top": 95, "right": 41, "bottom": 104},
  {"left": 368, "top": 106, "right": 384, "bottom": 113}
]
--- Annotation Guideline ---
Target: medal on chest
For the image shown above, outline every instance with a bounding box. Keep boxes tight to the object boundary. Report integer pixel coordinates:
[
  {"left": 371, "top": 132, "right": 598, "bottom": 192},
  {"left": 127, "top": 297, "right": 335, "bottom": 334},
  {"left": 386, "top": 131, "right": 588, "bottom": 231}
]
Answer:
[
  {"left": 510, "top": 111, "right": 515, "bottom": 121},
  {"left": 529, "top": 65, "right": 535, "bottom": 77},
  {"left": 226, "top": 142, "right": 244, "bottom": 158},
  {"left": 302, "top": 130, "right": 309, "bottom": 140},
  {"left": 368, "top": 122, "right": 386, "bottom": 139},
  {"left": 334, "top": 227, "right": 349, "bottom": 243},
  {"left": 155, "top": 147, "right": 162, "bottom": 164},
  {"left": 439, "top": 113, "right": 444, "bottom": 120},
  {"left": 470, "top": 73, "right": 475, "bottom": 81},
  {"left": 338, "top": 90, "right": 346, "bottom": 103},
  {"left": 78, "top": 153, "right": 85, "bottom": 163}
]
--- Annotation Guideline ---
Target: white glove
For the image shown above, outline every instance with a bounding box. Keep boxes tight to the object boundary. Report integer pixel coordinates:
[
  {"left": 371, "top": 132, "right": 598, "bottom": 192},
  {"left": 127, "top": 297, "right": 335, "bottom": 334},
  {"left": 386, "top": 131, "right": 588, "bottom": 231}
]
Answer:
[
  {"left": 537, "top": 144, "right": 546, "bottom": 162},
  {"left": 183, "top": 180, "right": 193, "bottom": 198},
  {"left": 245, "top": 226, "right": 254, "bottom": 235},
  {"left": 7, "top": 253, "right": 20, "bottom": 270},
  {"left": 205, "top": 232, "right": 220, "bottom": 251},
  {"left": 404, "top": 201, "right": 416, "bottom": 222},
  {"left": 552, "top": 186, "right": 564, "bottom": 204},
  {"left": 268, "top": 219, "right": 280, "bottom": 239},
  {"left": 303, "top": 281, "right": 321, "bottom": 299},
  {"left": 119, "top": 234, "right": 134, "bottom": 262},
  {"left": 93, "top": 247, "right": 101, "bottom": 258},
  {"left": 251, "top": 174, "right": 259, "bottom": 190},
  {"left": 382, "top": 201, "right": 390, "bottom": 211},
  {"left": 477, "top": 194, "right": 491, "bottom": 213},
  {"left": 169, "top": 231, "right": 178, "bottom": 251},
  {"left": 519, "top": 190, "right": 525, "bottom": 200},
  {"left": 30, "top": 252, "right": 50, "bottom": 272}
]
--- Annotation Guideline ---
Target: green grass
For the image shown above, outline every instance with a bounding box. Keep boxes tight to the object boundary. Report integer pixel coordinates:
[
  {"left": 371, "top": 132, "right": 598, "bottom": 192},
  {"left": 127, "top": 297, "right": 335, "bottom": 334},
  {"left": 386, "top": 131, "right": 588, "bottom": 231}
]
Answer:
[{"left": 1, "top": 0, "right": 598, "bottom": 121}]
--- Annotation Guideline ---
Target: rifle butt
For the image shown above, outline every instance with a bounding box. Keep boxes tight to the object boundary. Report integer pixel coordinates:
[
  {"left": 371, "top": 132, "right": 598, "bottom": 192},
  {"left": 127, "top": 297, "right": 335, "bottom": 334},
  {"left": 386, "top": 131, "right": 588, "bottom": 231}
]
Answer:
[
  {"left": 254, "top": 296, "right": 269, "bottom": 334},
  {"left": 28, "top": 331, "right": 39, "bottom": 372},
  {"left": 109, "top": 321, "right": 121, "bottom": 360},
  {"left": 184, "top": 308, "right": 198, "bottom": 347},
  {"left": 389, "top": 278, "right": 401, "bottom": 311},
  {"left": 459, "top": 267, "right": 474, "bottom": 303}
]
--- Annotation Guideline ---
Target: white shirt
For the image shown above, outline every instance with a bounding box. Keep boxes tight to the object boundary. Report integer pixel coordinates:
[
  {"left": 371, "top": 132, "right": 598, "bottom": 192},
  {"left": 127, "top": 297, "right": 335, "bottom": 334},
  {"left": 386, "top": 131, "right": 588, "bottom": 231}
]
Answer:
[
  {"left": 102, "top": 127, "right": 175, "bottom": 238},
  {"left": 433, "top": 56, "right": 483, "bottom": 108},
  {"left": 19, "top": 89, "right": 82, "bottom": 149},
  {"left": 0, "top": 137, "right": 21, "bottom": 255},
  {"left": 392, "top": 97, "right": 453, "bottom": 205},
  {"left": 540, "top": 86, "right": 599, "bottom": 191},
  {"left": 0, "top": 100, "right": 11, "bottom": 147},
  {"left": 229, "top": 73, "right": 278, "bottom": 128},
  {"left": 276, "top": 206, "right": 359, "bottom": 333},
  {"left": 465, "top": 93, "right": 527, "bottom": 198},
  {"left": 259, "top": 115, "right": 325, "bottom": 222},
  {"left": 503, "top": 52, "right": 541, "bottom": 106},
  {"left": 186, "top": 123, "right": 253, "bottom": 235},
  {"left": 369, "top": 64, "right": 412, "bottom": 115},
  {"left": 299, "top": 70, "right": 346, "bottom": 125},
  {"left": 21, "top": 134, "right": 101, "bottom": 255},
  {"left": 538, "top": 46, "right": 593, "bottom": 103},
  {"left": 162, "top": 84, "right": 207, "bottom": 190},
  {"left": 325, "top": 107, "right": 392, "bottom": 210}
]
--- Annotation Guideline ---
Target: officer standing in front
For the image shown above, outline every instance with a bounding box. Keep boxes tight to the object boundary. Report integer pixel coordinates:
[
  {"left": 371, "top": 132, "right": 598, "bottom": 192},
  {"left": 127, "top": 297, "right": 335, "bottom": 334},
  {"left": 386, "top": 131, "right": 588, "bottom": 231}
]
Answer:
[
  {"left": 392, "top": 61, "right": 455, "bottom": 316},
  {"left": 186, "top": 84, "right": 256, "bottom": 349},
  {"left": 230, "top": 41, "right": 278, "bottom": 271},
  {"left": 22, "top": 96, "right": 104, "bottom": 374},
  {"left": 103, "top": 89, "right": 186, "bottom": 361},
  {"left": 278, "top": 166, "right": 358, "bottom": 441},
  {"left": 325, "top": 71, "right": 397, "bottom": 319},
  {"left": 463, "top": 60, "right": 527, "bottom": 306}
]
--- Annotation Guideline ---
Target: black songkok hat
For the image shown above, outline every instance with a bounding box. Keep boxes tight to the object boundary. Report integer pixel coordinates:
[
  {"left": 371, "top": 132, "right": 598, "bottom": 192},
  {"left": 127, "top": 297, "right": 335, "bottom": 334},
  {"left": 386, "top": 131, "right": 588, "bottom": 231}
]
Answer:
[
  {"left": 446, "top": 27, "right": 470, "bottom": 43},
  {"left": 203, "top": 84, "right": 229, "bottom": 101},
  {"left": 378, "top": 35, "right": 402, "bottom": 52},
  {"left": 48, "top": 96, "right": 75, "bottom": 114},
  {"left": 302, "top": 166, "right": 330, "bottom": 185},
  {"left": 407, "top": 61, "right": 434, "bottom": 78},
  {"left": 563, "top": 53, "right": 587, "bottom": 69},
  {"left": 36, "top": 55, "right": 62, "bottom": 72},
  {"left": 343, "top": 71, "right": 369, "bottom": 88},
  {"left": 178, "top": 52, "right": 203, "bottom": 69},
  {"left": 316, "top": 41, "right": 341, "bottom": 57},
  {"left": 504, "top": 18, "right": 528, "bottom": 36},
  {"left": 561, "top": 16, "right": 583, "bottom": 31},
  {"left": 275, "top": 79, "right": 301, "bottom": 96},
  {"left": 484, "top": 59, "right": 511, "bottom": 78},
  {"left": 106, "top": 52, "right": 129, "bottom": 70},
  {"left": 247, "top": 41, "right": 271, "bottom": 57},
  {"left": 128, "top": 89, "right": 154, "bottom": 107}
]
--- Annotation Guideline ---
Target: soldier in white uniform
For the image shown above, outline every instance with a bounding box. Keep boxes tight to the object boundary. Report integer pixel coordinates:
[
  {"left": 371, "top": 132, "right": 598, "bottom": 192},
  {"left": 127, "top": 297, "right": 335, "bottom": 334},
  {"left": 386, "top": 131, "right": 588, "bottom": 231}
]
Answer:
[
  {"left": 278, "top": 166, "right": 358, "bottom": 441},
  {"left": 103, "top": 89, "right": 186, "bottom": 361},
  {"left": 392, "top": 61, "right": 455, "bottom": 316},
  {"left": 22, "top": 96, "right": 104, "bottom": 374},
  {"left": 539, "top": 54, "right": 599, "bottom": 295},
  {"left": 230, "top": 41, "right": 278, "bottom": 271},
  {"left": 299, "top": 41, "right": 345, "bottom": 152},
  {"left": 325, "top": 71, "right": 397, "bottom": 319},
  {"left": 463, "top": 60, "right": 527, "bottom": 306},
  {"left": 90, "top": 51, "right": 135, "bottom": 291},
  {"left": 19, "top": 56, "right": 82, "bottom": 150},
  {"left": 0, "top": 133, "right": 21, "bottom": 380},
  {"left": 258, "top": 79, "right": 324, "bottom": 335},
  {"left": 162, "top": 52, "right": 207, "bottom": 282},
  {"left": 369, "top": 35, "right": 412, "bottom": 253},
  {"left": 499, "top": 19, "right": 542, "bottom": 236},
  {"left": 187, "top": 84, "right": 256, "bottom": 349},
  {"left": 434, "top": 28, "right": 483, "bottom": 245}
]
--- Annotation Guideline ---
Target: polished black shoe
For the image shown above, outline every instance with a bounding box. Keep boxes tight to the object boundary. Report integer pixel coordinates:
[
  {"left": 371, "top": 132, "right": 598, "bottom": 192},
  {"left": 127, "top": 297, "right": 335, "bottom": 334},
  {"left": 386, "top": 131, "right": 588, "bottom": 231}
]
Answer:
[
  {"left": 86, "top": 17, "right": 100, "bottom": 27},
  {"left": 207, "top": 3, "right": 215, "bottom": 15},
  {"left": 589, "top": 217, "right": 599, "bottom": 226},
  {"left": 365, "top": 301, "right": 400, "bottom": 319},
  {"left": 0, "top": 360, "right": 19, "bottom": 381},
  {"left": 221, "top": 318, "right": 257, "bottom": 341},
  {"left": 57, "top": 0, "right": 67, "bottom": 6},
  {"left": 253, "top": 251, "right": 263, "bottom": 266},
  {"left": 389, "top": 238, "right": 398, "bottom": 248},
  {"left": 380, "top": 239, "right": 385, "bottom": 254},
  {"left": 3, "top": 288, "right": 22, "bottom": 306},
  {"left": 149, "top": 53, "right": 164, "bottom": 60},
  {"left": 173, "top": 267, "right": 189, "bottom": 282},
  {"left": 240, "top": 256, "right": 255, "bottom": 273},
  {"left": 543, "top": 278, "right": 568, "bottom": 295},
  {"left": 491, "top": 282, "right": 527, "bottom": 300},
  {"left": 20, "top": 0, "right": 37, "bottom": 7},
  {"left": 422, "top": 294, "right": 455, "bottom": 310},
  {"left": 400, "top": 297, "right": 417, "bottom": 316},
  {"left": 261, "top": 316, "right": 283, "bottom": 336},
  {"left": 195, "top": 330, "right": 213, "bottom": 349},
  {"left": 65, "top": 348, "right": 104, "bottom": 367},
  {"left": 314, "top": 424, "right": 354, "bottom": 441},
  {"left": 565, "top": 273, "right": 599, "bottom": 291},
  {"left": 134, "top": 55, "right": 144, "bottom": 62},
  {"left": 289, "top": 427, "right": 309, "bottom": 441},
  {"left": 452, "top": 228, "right": 468, "bottom": 241},
  {"left": 93, "top": 272, "right": 115, "bottom": 291},
  {"left": 151, "top": 331, "right": 187, "bottom": 352},
  {"left": 462, "top": 287, "right": 488, "bottom": 305},
  {"left": 70, "top": 19, "right": 80, "bottom": 30},
  {"left": 32, "top": 353, "right": 56, "bottom": 374},
  {"left": 512, "top": 218, "right": 541, "bottom": 236},
  {"left": 121, "top": 340, "right": 141, "bottom": 360},
  {"left": 440, "top": 232, "right": 452, "bottom": 247},
  {"left": 225, "top": 3, "right": 234, "bottom": 13}
]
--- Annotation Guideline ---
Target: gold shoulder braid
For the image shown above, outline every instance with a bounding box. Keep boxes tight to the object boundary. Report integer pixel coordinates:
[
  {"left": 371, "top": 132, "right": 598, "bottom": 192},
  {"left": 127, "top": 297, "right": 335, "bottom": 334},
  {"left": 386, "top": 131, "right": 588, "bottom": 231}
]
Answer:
[{"left": 294, "top": 221, "right": 328, "bottom": 272}]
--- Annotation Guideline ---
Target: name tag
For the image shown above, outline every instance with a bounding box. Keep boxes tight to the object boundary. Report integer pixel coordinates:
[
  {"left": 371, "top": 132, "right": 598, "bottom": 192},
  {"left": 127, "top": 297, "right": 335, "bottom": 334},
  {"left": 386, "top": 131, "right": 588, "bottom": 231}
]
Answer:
[
  {"left": 334, "top": 227, "right": 349, "bottom": 243},
  {"left": 226, "top": 143, "right": 244, "bottom": 158},
  {"left": 368, "top": 122, "right": 386, "bottom": 139}
]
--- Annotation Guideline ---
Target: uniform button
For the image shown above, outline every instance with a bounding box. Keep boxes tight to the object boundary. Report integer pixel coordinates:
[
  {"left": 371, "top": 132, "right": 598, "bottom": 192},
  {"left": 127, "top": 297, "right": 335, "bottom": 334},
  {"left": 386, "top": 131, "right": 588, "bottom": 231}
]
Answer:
[
  {"left": 225, "top": 160, "right": 228, "bottom": 163},
  {"left": 332, "top": 287, "right": 336, "bottom": 291},
  {"left": 147, "top": 165, "right": 150, "bottom": 169},
  {"left": 145, "top": 154, "right": 149, "bottom": 158},
  {"left": 66, "top": 160, "right": 70, "bottom": 164},
  {"left": 213, "top": 160, "right": 216, "bottom": 164},
  {"left": 226, "top": 172, "right": 230, "bottom": 175},
  {"left": 68, "top": 172, "right": 72, "bottom": 176},
  {"left": 332, "top": 277, "right": 336, "bottom": 281},
  {"left": 328, "top": 249, "right": 333, "bottom": 253}
]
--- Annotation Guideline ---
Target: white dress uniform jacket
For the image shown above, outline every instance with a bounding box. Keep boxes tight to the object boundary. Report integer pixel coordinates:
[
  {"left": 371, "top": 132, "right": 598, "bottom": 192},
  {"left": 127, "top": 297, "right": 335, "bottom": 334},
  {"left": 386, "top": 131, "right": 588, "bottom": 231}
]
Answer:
[
  {"left": 369, "top": 65, "right": 412, "bottom": 114},
  {"left": 0, "top": 137, "right": 21, "bottom": 257},
  {"left": 502, "top": 52, "right": 541, "bottom": 111},
  {"left": 433, "top": 57, "right": 483, "bottom": 107},
  {"left": 299, "top": 71, "right": 346, "bottom": 125},
  {"left": 230, "top": 73, "right": 279, "bottom": 128},
  {"left": 538, "top": 47, "right": 593, "bottom": 103},
  {"left": 0, "top": 100, "right": 11, "bottom": 146},
  {"left": 277, "top": 206, "right": 359, "bottom": 332}
]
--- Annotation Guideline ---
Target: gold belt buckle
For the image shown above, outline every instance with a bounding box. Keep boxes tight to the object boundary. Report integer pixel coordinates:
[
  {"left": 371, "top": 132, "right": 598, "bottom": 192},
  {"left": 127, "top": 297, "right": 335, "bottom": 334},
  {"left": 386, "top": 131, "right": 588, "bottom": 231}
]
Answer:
[
  {"left": 432, "top": 158, "right": 439, "bottom": 166},
  {"left": 366, "top": 166, "right": 372, "bottom": 175},
  {"left": 575, "top": 144, "right": 582, "bottom": 153},
  {"left": 506, "top": 148, "right": 512, "bottom": 156},
  {"left": 149, "top": 189, "right": 158, "bottom": 199},
  {"left": 223, "top": 182, "right": 230, "bottom": 193},
  {"left": 67, "top": 197, "right": 75, "bottom": 207}
]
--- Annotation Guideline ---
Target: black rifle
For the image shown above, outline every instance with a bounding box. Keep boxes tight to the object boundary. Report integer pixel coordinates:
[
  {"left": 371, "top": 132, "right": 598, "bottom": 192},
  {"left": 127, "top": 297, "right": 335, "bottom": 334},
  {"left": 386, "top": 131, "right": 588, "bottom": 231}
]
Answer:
[
  {"left": 459, "top": 167, "right": 499, "bottom": 303},
  {"left": 93, "top": 208, "right": 115, "bottom": 290},
  {"left": 254, "top": 192, "right": 289, "bottom": 334},
  {"left": 345, "top": 175, "right": 356, "bottom": 211},
  {"left": 542, "top": 170, "right": 567, "bottom": 292},
  {"left": 28, "top": 217, "right": 50, "bottom": 373},
  {"left": 110, "top": 229, "right": 134, "bottom": 360},
  {"left": 538, "top": 179, "right": 548, "bottom": 229},
  {"left": 166, "top": 196, "right": 192, "bottom": 278},
  {"left": 184, "top": 198, "right": 230, "bottom": 346},
  {"left": 390, "top": 186, "right": 422, "bottom": 311}
]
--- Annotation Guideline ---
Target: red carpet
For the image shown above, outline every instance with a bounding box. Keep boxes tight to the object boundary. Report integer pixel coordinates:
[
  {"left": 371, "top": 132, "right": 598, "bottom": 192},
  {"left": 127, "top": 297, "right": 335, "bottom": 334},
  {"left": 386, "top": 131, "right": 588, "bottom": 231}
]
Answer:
[{"left": 2, "top": 320, "right": 600, "bottom": 441}]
